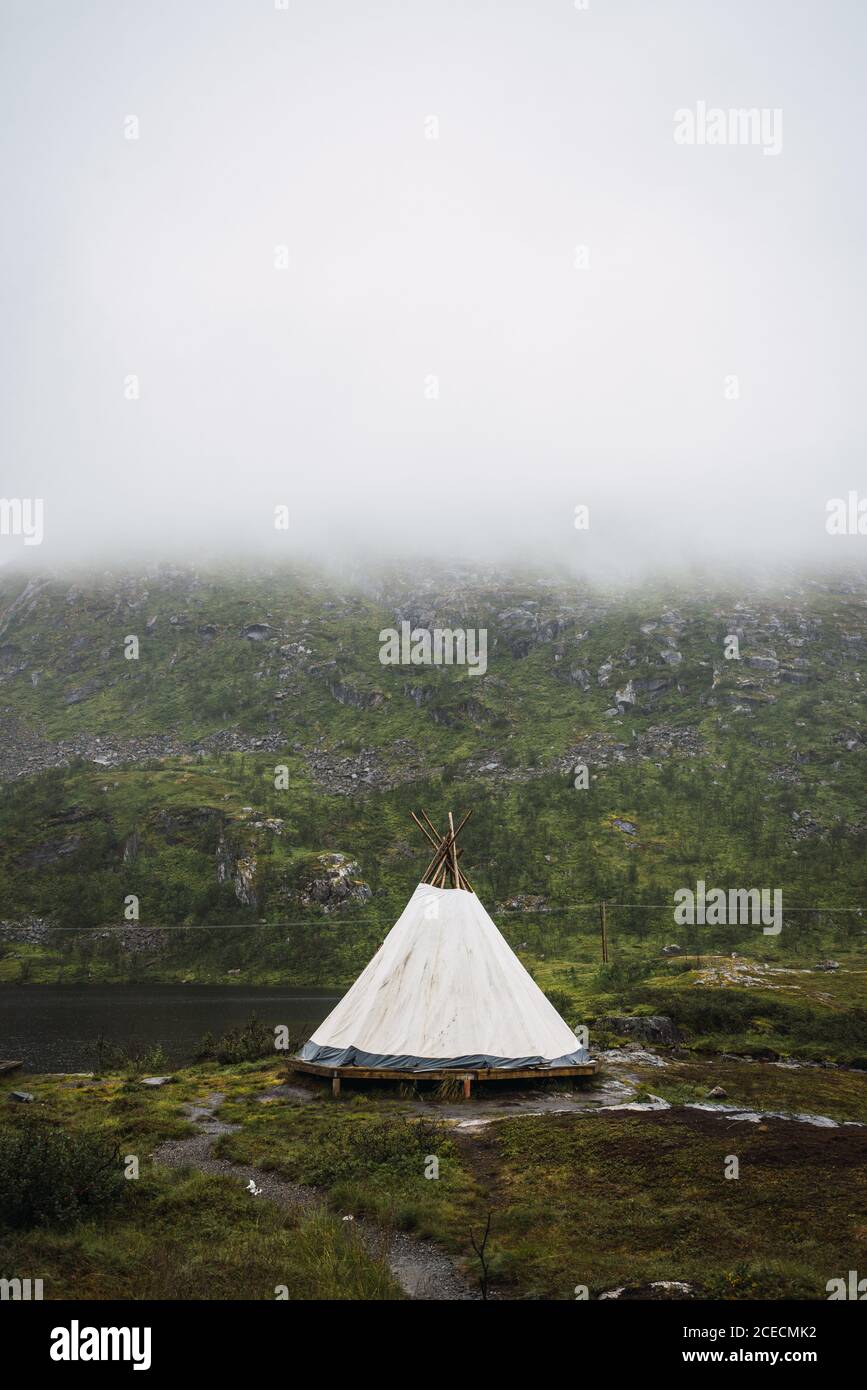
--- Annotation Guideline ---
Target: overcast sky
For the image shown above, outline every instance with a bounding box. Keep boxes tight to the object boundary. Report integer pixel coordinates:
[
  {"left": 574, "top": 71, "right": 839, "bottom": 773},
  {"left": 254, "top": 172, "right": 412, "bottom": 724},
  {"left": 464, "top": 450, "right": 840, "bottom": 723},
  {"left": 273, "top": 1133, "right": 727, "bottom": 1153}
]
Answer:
[{"left": 1, "top": 0, "right": 865, "bottom": 577}]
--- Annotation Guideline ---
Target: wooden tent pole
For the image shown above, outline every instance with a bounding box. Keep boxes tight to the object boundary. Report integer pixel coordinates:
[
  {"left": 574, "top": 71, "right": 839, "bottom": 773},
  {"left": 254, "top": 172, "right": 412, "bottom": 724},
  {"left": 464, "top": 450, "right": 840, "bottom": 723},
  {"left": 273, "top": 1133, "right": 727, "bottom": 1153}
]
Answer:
[
  {"left": 418, "top": 809, "right": 472, "bottom": 883},
  {"left": 448, "top": 812, "right": 460, "bottom": 889},
  {"left": 420, "top": 836, "right": 448, "bottom": 884},
  {"left": 412, "top": 809, "right": 475, "bottom": 891},
  {"left": 419, "top": 809, "right": 443, "bottom": 843},
  {"left": 411, "top": 811, "right": 440, "bottom": 852}
]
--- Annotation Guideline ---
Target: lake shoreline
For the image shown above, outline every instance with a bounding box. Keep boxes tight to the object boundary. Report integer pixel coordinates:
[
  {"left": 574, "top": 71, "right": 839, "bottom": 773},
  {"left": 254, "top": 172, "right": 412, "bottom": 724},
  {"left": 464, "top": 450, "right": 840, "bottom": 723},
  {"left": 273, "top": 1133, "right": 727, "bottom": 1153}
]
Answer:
[{"left": 0, "top": 983, "right": 339, "bottom": 1073}]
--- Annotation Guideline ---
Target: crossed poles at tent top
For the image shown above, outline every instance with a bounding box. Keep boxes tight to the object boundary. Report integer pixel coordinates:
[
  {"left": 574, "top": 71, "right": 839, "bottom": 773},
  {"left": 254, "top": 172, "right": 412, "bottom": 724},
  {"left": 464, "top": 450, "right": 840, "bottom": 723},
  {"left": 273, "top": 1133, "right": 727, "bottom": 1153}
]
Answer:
[{"left": 410, "top": 810, "right": 475, "bottom": 892}]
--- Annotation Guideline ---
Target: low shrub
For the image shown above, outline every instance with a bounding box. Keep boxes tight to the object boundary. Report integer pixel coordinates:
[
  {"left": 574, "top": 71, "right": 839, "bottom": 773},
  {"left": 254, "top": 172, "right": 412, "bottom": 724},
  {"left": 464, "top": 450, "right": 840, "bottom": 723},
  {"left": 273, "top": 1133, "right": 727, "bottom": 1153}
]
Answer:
[
  {"left": 543, "top": 988, "right": 573, "bottom": 1016},
  {"left": 301, "top": 1115, "right": 448, "bottom": 1188},
  {"left": 196, "top": 1013, "right": 275, "bottom": 1064},
  {"left": 0, "top": 1119, "right": 125, "bottom": 1230},
  {"left": 93, "top": 1036, "right": 170, "bottom": 1076}
]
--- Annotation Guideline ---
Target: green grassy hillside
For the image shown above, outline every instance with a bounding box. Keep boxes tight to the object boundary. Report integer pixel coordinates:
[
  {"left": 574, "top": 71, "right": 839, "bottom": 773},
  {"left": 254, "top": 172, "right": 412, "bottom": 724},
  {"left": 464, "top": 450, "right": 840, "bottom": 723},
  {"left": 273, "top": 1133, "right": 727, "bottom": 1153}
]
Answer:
[{"left": 1, "top": 563, "right": 865, "bottom": 1019}]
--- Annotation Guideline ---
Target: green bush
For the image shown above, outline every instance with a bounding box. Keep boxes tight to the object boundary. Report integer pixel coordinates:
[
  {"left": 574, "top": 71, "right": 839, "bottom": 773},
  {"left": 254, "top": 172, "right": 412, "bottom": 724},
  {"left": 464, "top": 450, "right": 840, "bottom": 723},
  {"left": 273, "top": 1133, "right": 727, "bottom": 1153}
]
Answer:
[
  {"left": 302, "top": 1115, "right": 448, "bottom": 1187},
  {"left": 543, "top": 988, "right": 573, "bottom": 1016},
  {"left": 0, "top": 1119, "right": 125, "bottom": 1229},
  {"left": 93, "top": 1036, "right": 170, "bottom": 1076},
  {"left": 594, "top": 957, "right": 655, "bottom": 992},
  {"left": 196, "top": 1013, "right": 275, "bottom": 1064}
]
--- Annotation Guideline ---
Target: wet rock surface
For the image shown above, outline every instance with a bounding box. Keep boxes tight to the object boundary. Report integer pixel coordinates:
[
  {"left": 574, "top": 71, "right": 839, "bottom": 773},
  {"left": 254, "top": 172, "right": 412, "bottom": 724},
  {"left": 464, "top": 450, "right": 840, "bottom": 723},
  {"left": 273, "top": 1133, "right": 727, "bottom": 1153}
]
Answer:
[{"left": 600, "top": 1280, "right": 697, "bottom": 1300}]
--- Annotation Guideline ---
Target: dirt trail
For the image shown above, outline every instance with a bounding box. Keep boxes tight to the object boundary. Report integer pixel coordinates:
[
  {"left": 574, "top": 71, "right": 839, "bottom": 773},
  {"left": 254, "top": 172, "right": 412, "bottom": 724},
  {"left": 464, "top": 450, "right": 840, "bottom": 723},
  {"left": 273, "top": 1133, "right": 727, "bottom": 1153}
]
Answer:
[{"left": 152, "top": 1092, "right": 478, "bottom": 1301}]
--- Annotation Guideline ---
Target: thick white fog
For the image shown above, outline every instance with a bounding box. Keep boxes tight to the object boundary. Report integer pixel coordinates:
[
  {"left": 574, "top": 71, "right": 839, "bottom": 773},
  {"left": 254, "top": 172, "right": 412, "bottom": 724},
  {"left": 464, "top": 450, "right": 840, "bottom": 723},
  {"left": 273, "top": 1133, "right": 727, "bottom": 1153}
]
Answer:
[{"left": 1, "top": 0, "right": 865, "bottom": 577}]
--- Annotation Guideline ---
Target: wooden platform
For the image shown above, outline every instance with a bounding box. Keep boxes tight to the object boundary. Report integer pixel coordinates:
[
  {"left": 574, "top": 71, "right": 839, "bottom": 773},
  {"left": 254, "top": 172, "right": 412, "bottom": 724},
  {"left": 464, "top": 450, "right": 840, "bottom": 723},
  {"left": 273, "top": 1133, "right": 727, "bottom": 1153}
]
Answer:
[{"left": 291, "top": 1056, "right": 597, "bottom": 1098}]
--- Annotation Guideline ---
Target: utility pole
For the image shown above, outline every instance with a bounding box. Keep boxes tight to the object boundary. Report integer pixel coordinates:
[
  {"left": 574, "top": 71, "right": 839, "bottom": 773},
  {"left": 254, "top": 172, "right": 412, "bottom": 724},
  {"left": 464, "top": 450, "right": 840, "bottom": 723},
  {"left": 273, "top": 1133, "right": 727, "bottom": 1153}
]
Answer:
[{"left": 599, "top": 900, "right": 609, "bottom": 963}]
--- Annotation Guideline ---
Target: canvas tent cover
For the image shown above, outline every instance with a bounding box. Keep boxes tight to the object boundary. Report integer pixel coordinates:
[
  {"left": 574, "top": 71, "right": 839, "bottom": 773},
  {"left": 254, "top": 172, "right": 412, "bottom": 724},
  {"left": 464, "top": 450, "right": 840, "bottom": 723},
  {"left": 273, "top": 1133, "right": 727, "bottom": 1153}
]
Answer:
[{"left": 300, "top": 883, "right": 588, "bottom": 1071}]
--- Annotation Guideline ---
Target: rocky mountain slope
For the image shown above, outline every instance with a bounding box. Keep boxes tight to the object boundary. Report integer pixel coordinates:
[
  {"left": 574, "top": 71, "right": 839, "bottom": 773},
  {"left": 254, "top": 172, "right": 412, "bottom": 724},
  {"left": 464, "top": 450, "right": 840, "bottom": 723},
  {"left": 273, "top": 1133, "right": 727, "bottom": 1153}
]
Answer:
[{"left": 0, "top": 562, "right": 865, "bottom": 987}]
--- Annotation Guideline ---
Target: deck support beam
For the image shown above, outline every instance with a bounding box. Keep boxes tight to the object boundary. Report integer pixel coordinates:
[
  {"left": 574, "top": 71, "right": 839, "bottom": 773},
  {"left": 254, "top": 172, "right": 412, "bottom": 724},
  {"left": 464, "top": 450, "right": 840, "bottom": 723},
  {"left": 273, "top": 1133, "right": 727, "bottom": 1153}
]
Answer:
[{"left": 292, "top": 1058, "right": 596, "bottom": 1086}]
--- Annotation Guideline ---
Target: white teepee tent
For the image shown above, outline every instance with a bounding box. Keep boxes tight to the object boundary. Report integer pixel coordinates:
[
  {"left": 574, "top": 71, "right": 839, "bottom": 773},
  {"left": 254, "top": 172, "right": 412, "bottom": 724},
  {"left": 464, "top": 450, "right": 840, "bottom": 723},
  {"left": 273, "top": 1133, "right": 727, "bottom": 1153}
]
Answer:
[{"left": 299, "top": 812, "right": 588, "bottom": 1072}]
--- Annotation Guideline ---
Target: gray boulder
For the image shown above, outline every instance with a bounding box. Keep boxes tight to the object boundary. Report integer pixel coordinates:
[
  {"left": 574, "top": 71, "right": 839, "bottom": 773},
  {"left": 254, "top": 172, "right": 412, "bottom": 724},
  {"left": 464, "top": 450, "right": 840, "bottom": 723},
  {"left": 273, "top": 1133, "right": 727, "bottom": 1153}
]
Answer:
[{"left": 600, "top": 1015, "right": 680, "bottom": 1045}]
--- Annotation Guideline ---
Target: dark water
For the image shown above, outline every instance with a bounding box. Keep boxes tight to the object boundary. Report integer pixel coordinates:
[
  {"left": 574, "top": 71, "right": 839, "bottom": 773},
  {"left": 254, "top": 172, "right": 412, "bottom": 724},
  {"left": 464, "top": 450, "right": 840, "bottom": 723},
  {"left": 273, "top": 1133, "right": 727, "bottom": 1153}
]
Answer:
[{"left": 0, "top": 985, "right": 339, "bottom": 1073}]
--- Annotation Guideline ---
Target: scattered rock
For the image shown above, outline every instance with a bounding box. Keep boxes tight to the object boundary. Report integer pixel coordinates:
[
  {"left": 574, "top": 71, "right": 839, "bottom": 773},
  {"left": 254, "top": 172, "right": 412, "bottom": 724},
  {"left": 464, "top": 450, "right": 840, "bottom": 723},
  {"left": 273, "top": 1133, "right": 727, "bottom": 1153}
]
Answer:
[
  {"left": 600, "top": 1281, "right": 696, "bottom": 1300},
  {"left": 497, "top": 894, "right": 550, "bottom": 913},
  {"left": 0, "top": 916, "right": 52, "bottom": 945},
  {"left": 611, "top": 818, "right": 638, "bottom": 835}
]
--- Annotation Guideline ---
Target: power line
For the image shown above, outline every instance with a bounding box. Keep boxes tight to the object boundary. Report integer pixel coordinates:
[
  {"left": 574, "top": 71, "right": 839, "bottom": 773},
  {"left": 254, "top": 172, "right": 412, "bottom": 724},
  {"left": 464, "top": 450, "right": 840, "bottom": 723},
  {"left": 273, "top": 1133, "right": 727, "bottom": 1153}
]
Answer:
[{"left": 31, "top": 901, "right": 867, "bottom": 931}]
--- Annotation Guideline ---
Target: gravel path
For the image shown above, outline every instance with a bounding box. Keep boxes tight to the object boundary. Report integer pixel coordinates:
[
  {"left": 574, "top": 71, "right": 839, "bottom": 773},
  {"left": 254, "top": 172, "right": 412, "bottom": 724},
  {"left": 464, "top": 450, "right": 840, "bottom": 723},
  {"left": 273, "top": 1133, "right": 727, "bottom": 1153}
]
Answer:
[{"left": 152, "top": 1093, "right": 478, "bottom": 1300}]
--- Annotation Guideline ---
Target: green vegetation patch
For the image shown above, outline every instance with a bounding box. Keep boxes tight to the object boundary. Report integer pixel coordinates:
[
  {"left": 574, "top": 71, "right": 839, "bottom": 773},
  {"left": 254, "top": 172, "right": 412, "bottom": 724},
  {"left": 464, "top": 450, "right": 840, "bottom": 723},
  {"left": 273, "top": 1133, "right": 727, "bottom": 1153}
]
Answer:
[{"left": 484, "top": 1108, "right": 867, "bottom": 1299}]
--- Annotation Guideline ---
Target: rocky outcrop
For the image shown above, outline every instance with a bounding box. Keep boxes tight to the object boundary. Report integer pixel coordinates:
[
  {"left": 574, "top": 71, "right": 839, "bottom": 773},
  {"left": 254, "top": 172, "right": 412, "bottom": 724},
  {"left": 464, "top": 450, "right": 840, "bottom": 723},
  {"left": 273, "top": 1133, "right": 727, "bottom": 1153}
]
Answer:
[
  {"left": 429, "top": 698, "right": 490, "bottom": 728},
  {"left": 232, "top": 855, "right": 258, "bottom": 908},
  {"left": 494, "top": 605, "right": 569, "bottom": 658},
  {"left": 19, "top": 834, "right": 83, "bottom": 868},
  {"left": 328, "top": 681, "right": 385, "bottom": 710},
  {"left": 614, "top": 680, "right": 637, "bottom": 712},
  {"left": 216, "top": 825, "right": 261, "bottom": 909},
  {"left": 599, "top": 1015, "right": 681, "bottom": 1045},
  {"left": 297, "top": 853, "right": 372, "bottom": 912}
]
